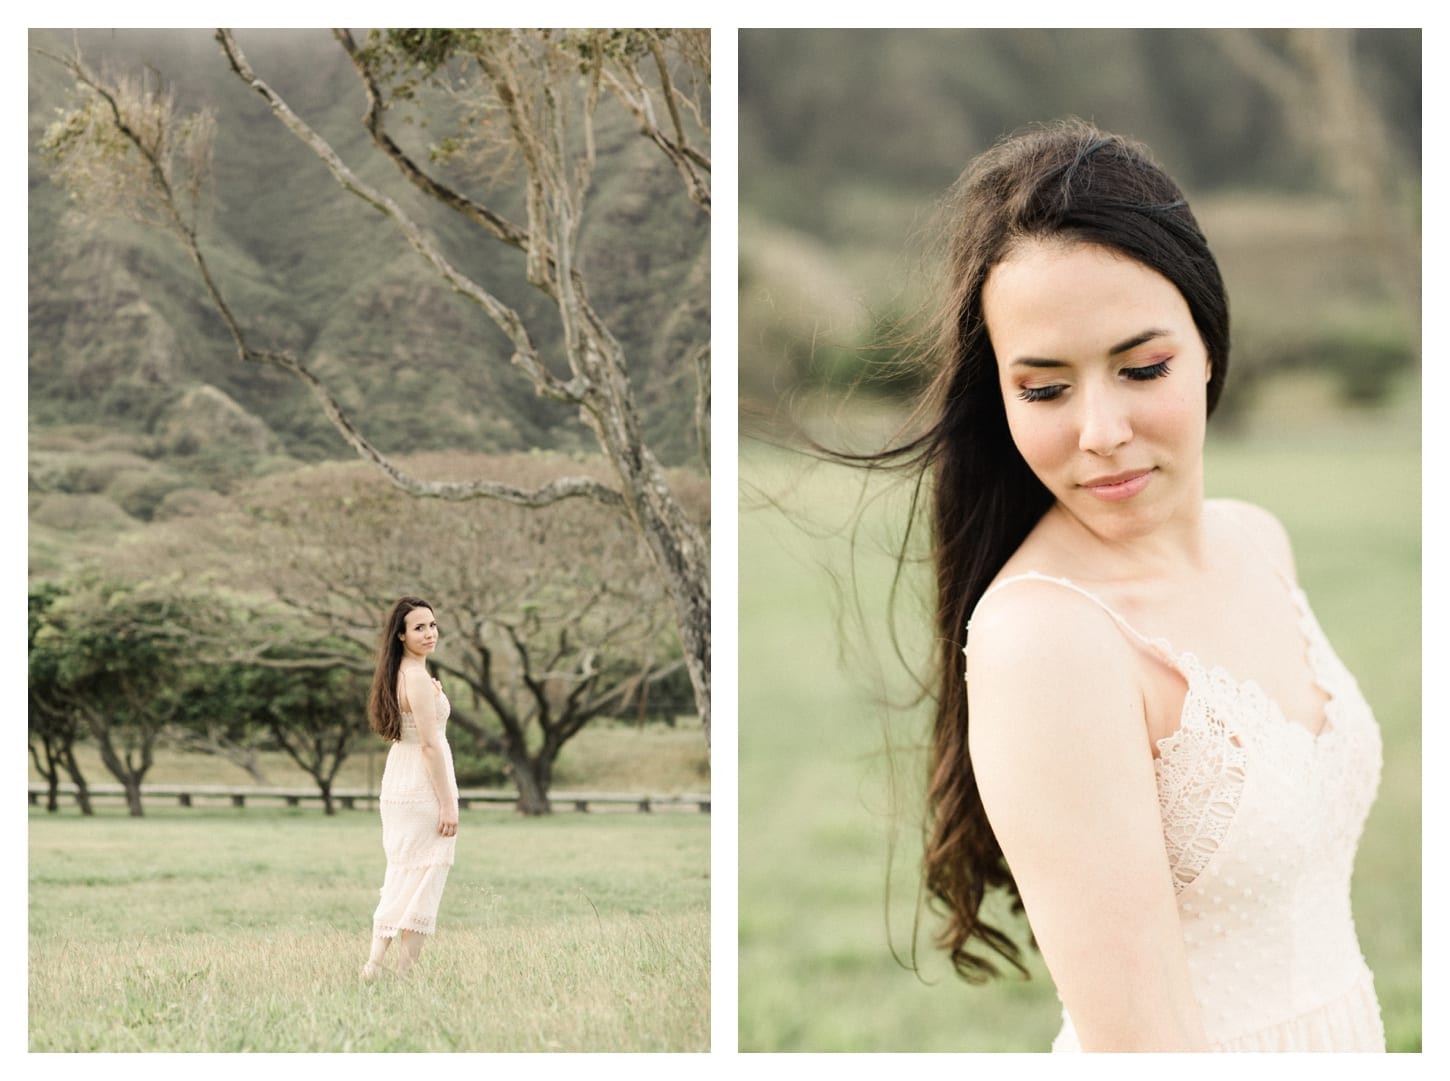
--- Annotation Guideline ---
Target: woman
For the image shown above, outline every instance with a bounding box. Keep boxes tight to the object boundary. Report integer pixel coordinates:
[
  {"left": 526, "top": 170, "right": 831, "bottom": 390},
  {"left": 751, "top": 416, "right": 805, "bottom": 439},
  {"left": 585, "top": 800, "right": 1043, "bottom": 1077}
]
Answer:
[
  {"left": 360, "top": 596, "right": 459, "bottom": 981},
  {"left": 876, "top": 121, "right": 1384, "bottom": 1050}
]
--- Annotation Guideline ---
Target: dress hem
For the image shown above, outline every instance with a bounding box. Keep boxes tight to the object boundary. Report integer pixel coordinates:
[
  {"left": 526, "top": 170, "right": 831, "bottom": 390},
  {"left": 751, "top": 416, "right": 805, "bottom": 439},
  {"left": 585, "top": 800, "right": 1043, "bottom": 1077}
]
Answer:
[{"left": 372, "top": 924, "right": 438, "bottom": 939}]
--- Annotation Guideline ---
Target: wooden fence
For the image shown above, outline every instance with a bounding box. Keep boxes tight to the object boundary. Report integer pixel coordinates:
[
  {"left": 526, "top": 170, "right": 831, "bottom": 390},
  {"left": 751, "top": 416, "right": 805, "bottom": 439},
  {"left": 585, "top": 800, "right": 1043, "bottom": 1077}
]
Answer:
[{"left": 28, "top": 782, "right": 710, "bottom": 814}]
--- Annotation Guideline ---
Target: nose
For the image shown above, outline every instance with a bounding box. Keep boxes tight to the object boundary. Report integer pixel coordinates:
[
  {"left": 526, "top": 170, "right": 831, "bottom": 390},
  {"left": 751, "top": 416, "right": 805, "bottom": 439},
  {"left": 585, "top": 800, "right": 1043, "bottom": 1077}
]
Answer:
[{"left": 1077, "top": 384, "right": 1133, "bottom": 456}]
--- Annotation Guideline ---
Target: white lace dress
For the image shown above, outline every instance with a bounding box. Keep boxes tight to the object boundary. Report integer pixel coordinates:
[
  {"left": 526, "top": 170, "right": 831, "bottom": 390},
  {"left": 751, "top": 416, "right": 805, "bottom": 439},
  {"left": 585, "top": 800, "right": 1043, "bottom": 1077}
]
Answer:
[
  {"left": 372, "top": 687, "right": 458, "bottom": 938},
  {"left": 976, "top": 571, "right": 1385, "bottom": 1052}
]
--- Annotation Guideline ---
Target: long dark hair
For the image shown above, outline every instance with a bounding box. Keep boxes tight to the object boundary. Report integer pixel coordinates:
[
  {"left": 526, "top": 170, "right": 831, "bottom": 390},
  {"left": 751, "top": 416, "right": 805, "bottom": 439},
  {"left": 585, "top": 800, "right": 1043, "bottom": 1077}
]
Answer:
[
  {"left": 872, "top": 120, "right": 1229, "bottom": 981},
  {"left": 367, "top": 595, "right": 434, "bottom": 743}
]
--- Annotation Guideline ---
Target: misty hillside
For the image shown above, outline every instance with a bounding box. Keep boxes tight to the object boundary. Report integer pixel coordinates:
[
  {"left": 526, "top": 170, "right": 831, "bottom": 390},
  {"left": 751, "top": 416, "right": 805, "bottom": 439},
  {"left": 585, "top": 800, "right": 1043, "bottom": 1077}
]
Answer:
[{"left": 28, "top": 27, "right": 709, "bottom": 512}]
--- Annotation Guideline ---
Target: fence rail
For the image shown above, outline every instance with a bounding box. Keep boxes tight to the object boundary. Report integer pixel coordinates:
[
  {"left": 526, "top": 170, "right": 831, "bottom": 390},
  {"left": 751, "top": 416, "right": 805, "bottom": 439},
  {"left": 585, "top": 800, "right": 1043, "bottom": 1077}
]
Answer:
[{"left": 28, "top": 782, "right": 710, "bottom": 814}]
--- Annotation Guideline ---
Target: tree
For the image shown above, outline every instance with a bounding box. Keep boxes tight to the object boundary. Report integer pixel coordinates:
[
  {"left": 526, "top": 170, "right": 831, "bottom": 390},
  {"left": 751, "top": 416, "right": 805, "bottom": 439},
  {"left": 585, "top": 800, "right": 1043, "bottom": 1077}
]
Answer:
[
  {"left": 190, "top": 659, "right": 368, "bottom": 814},
  {"left": 38, "top": 27, "right": 712, "bottom": 745},
  {"left": 165, "top": 661, "right": 273, "bottom": 784},
  {"left": 28, "top": 583, "right": 93, "bottom": 814},
  {"left": 30, "top": 581, "right": 197, "bottom": 816},
  {"left": 1208, "top": 29, "right": 1420, "bottom": 350},
  {"left": 264, "top": 664, "right": 368, "bottom": 815},
  {"left": 131, "top": 451, "right": 698, "bottom": 814},
  {"left": 161, "top": 717, "right": 271, "bottom": 785}
]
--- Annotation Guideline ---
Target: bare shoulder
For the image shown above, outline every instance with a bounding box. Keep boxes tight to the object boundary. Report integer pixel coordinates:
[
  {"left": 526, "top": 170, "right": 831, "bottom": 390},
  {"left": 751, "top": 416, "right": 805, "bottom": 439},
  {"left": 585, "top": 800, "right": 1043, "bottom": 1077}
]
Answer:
[
  {"left": 968, "top": 577, "right": 1137, "bottom": 683},
  {"left": 968, "top": 575, "right": 1127, "bottom": 662},
  {"left": 967, "top": 577, "right": 1143, "bottom": 753},
  {"left": 1208, "top": 497, "right": 1296, "bottom": 578},
  {"left": 400, "top": 664, "right": 434, "bottom": 711}
]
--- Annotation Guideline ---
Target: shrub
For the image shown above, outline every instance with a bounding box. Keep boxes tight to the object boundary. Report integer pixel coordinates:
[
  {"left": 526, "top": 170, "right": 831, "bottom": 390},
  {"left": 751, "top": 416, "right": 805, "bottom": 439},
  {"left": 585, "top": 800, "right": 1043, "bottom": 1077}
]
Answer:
[{"left": 451, "top": 746, "right": 510, "bottom": 787}]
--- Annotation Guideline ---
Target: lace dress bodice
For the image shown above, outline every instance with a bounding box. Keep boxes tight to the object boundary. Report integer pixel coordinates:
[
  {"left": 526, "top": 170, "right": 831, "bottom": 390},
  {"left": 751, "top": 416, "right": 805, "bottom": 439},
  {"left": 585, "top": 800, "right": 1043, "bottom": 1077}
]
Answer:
[
  {"left": 382, "top": 686, "right": 456, "bottom": 801},
  {"left": 971, "top": 571, "right": 1384, "bottom": 1052},
  {"left": 397, "top": 687, "right": 452, "bottom": 744}
]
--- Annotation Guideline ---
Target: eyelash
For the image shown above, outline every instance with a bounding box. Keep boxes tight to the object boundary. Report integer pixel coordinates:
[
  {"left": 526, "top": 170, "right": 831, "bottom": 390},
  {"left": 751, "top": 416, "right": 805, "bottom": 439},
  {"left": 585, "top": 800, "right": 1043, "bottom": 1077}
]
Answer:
[{"left": 1017, "top": 360, "right": 1173, "bottom": 402}]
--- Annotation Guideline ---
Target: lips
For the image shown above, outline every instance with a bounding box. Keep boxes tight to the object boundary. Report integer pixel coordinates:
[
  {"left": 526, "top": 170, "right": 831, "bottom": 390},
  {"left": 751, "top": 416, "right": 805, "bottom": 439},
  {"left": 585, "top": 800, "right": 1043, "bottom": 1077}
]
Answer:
[{"left": 1080, "top": 468, "right": 1154, "bottom": 502}]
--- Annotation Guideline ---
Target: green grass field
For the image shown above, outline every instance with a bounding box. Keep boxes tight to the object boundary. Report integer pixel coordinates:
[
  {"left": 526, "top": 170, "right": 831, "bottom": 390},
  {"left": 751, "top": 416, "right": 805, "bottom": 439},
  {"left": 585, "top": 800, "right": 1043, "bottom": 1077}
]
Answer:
[
  {"left": 29, "top": 807, "right": 709, "bottom": 1051},
  {"left": 739, "top": 383, "right": 1421, "bottom": 1051}
]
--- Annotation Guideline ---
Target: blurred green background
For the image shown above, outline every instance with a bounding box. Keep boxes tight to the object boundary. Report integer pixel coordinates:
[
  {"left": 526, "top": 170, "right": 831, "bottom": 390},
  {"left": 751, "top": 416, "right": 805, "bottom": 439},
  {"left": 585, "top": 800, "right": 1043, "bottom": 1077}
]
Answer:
[
  {"left": 737, "top": 29, "right": 1421, "bottom": 1052},
  {"left": 740, "top": 28, "right": 1420, "bottom": 422}
]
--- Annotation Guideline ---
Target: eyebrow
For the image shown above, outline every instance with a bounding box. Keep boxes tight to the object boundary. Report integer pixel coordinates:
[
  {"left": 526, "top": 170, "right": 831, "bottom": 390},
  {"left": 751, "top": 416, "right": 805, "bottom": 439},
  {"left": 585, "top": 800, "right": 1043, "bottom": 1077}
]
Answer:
[{"left": 1010, "top": 328, "right": 1172, "bottom": 368}]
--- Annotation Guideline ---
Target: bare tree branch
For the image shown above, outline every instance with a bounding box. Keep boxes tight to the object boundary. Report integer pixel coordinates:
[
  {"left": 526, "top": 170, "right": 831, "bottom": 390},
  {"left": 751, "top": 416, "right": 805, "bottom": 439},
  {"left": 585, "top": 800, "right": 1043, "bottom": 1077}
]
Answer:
[
  {"left": 693, "top": 343, "right": 711, "bottom": 471},
  {"left": 215, "top": 30, "right": 577, "bottom": 400},
  {"left": 42, "top": 41, "right": 626, "bottom": 514},
  {"left": 330, "top": 28, "right": 533, "bottom": 252},
  {"left": 602, "top": 44, "right": 711, "bottom": 213}
]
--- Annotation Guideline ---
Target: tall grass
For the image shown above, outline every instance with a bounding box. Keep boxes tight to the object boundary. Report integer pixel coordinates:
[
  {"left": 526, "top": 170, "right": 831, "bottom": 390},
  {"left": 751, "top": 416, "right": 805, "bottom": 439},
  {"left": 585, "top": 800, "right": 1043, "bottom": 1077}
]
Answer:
[
  {"left": 29, "top": 808, "right": 709, "bottom": 1051},
  {"left": 738, "top": 386, "right": 1420, "bottom": 1051}
]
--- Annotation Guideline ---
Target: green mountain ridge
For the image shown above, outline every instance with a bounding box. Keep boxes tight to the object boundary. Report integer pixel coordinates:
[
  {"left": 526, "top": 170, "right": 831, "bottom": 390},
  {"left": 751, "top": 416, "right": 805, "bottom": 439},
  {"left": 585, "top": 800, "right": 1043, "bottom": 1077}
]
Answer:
[{"left": 28, "top": 28, "right": 708, "bottom": 507}]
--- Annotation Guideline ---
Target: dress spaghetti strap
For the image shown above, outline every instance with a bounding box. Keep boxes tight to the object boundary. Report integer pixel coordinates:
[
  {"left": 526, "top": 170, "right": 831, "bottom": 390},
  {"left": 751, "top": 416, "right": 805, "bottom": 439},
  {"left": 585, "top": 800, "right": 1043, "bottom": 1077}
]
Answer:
[{"left": 968, "top": 570, "right": 1181, "bottom": 670}]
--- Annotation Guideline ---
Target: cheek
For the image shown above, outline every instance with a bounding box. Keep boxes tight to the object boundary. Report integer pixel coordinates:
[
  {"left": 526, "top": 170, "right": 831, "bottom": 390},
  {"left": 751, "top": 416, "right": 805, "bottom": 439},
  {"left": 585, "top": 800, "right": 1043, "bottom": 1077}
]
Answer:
[
  {"left": 1143, "top": 379, "right": 1206, "bottom": 440},
  {"left": 1002, "top": 400, "right": 1071, "bottom": 473}
]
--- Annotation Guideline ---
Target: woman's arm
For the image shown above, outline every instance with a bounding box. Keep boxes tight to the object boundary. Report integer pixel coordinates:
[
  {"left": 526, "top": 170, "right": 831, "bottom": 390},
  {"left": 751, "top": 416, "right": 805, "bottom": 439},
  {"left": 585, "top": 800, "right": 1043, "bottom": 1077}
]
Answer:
[
  {"left": 966, "top": 584, "right": 1208, "bottom": 1051},
  {"left": 403, "top": 666, "right": 458, "bottom": 838}
]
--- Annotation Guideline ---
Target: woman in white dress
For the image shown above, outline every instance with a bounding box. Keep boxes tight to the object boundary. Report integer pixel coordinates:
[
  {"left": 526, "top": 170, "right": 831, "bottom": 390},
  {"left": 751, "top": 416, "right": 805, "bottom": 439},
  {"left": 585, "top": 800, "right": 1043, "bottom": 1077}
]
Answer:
[
  {"left": 359, "top": 596, "right": 459, "bottom": 981},
  {"left": 867, "top": 120, "right": 1384, "bottom": 1050}
]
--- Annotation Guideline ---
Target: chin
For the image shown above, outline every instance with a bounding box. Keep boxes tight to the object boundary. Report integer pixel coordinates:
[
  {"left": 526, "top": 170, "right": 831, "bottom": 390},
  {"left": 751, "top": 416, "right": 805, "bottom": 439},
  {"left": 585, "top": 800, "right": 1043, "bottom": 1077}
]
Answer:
[{"left": 1065, "top": 494, "right": 1163, "bottom": 541}]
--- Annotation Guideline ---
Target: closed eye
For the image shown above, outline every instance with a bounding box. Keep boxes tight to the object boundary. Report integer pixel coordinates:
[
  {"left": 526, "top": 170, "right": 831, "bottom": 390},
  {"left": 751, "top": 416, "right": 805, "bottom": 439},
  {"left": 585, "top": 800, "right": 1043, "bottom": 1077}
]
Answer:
[
  {"left": 1123, "top": 359, "right": 1172, "bottom": 381},
  {"left": 1016, "top": 359, "right": 1173, "bottom": 403},
  {"left": 1017, "top": 383, "right": 1064, "bottom": 402}
]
